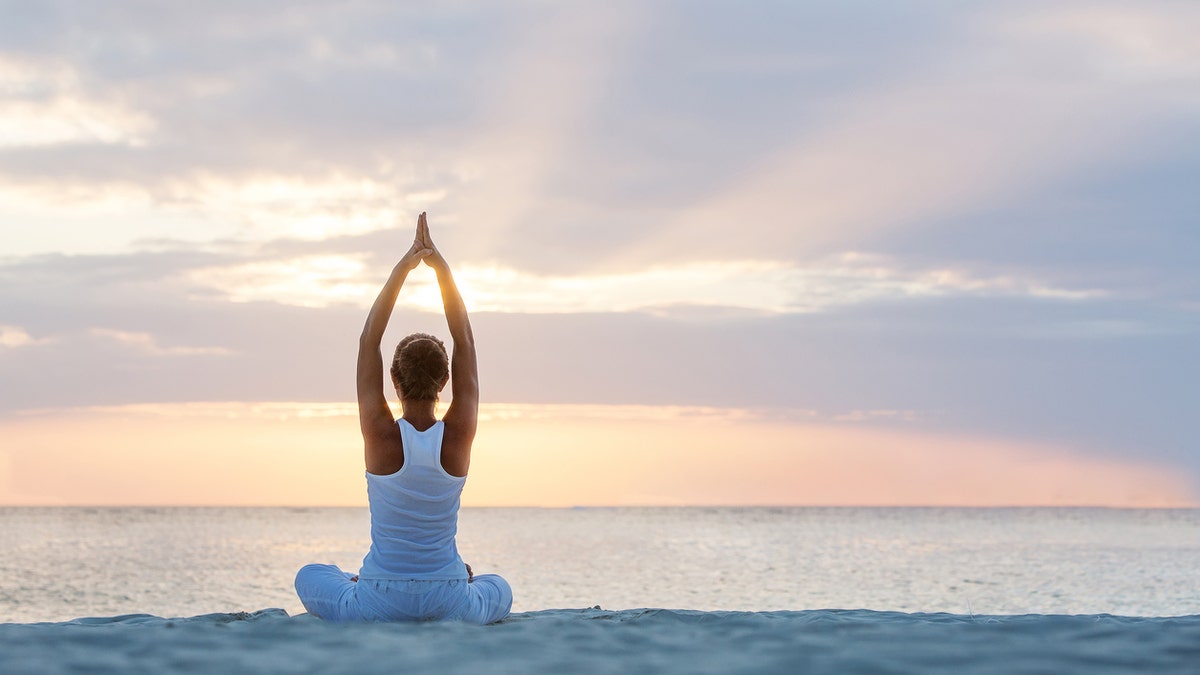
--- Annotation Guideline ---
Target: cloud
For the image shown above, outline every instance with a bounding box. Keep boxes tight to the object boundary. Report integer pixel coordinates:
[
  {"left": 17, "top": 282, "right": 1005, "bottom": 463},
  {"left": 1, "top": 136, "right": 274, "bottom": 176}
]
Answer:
[
  {"left": 153, "top": 173, "right": 448, "bottom": 242},
  {"left": 832, "top": 409, "right": 921, "bottom": 424},
  {"left": 184, "top": 254, "right": 380, "bottom": 308},
  {"left": 0, "top": 1, "right": 1195, "bottom": 283},
  {"left": 12, "top": 401, "right": 787, "bottom": 424},
  {"left": 185, "top": 250, "right": 1107, "bottom": 313},
  {"left": 1, "top": 258, "right": 1198, "bottom": 511},
  {"left": 0, "top": 3, "right": 505, "bottom": 255},
  {"left": 507, "top": 3, "right": 1194, "bottom": 278},
  {"left": 998, "top": 4, "right": 1200, "bottom": 82},
  {"left": 2, "top": 246, "right": 1195, "bottom": 475},
  {"left": 0, "top": 325, "right": 51, "bottom": 348},
  {"left": 638, "top": 51, "right": 1188, "bottom": 265},
  {"left": 88, "top": 328, "right": 233, "bottom": 357},
  {"left": 0, "top": 55, "right": 154, "bottom": 148},
  {"left": 0, "top": 169, "right": 452, "bottom": 257},
  {"left": 0, "top": 97, "right": 153, "bottom": 149},
  {"left": 14, "top": 401, "right": 360, "bottom": 421}
]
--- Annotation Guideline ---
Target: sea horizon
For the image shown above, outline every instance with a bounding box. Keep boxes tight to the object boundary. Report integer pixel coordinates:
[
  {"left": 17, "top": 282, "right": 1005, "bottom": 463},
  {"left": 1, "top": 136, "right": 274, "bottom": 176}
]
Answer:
[{"left": 5, "top": 504, "right": 1198, "bottom": 510}]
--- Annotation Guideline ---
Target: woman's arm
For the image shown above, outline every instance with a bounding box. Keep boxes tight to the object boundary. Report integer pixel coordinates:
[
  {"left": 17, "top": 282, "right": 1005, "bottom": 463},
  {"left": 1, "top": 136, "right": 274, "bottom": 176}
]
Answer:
[
  {"left": 418, "top": 218, "right": 479, "bottom": 475},
  {"left": 357, "top": 215, "right": 431, "bottom": 469}
]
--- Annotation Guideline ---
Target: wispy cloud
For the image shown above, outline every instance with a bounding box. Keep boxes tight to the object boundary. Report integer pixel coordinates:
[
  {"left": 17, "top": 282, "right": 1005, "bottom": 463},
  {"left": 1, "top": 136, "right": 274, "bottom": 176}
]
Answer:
[
  {"left": 184, "top": 254, "right": 378, "bottom": 308},
  {"left": 88, "top": 328, "right": 232, "bottom": 357},
  {"left": 998, "top": 4, "right": 1200, "bottom": 81},
  {"left": 0, "top": 56, "right": 154, "bottom": 148},
  {"left": 0, "top": 171, "right": 448, "bottom": 256},
  {"left": 0, "top": 325, "right": 52, "bottom": 349},
  {"left": 185, "top": 251, "right": 1106, "bottom": 314},
  {"left": 832, "top": 409, "right": 921, "bottom": 424},
  {"left": 7, "top": 400, "right": 924, "bottom": 429},
  {"left": 153, "top": 173, "right": 447, "bottom": 242}
]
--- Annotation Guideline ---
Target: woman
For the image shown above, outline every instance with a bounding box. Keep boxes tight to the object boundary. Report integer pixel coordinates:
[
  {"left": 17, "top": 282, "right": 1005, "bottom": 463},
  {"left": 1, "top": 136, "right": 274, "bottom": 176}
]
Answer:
[{"left": 294, "top": 212, "right": 512, "bottom": 624}]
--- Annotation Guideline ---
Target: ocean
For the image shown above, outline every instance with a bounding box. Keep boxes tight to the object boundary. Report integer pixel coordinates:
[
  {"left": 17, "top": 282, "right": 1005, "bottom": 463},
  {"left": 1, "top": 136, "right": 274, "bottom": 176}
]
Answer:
[{"left": 3, "top": 506, "right": 1197, "bottom": 623}]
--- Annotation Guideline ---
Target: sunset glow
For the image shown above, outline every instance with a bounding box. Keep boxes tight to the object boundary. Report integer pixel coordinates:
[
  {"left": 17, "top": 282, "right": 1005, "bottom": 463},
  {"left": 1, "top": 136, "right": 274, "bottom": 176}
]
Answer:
[
  {"left": 1, "top": 2, "right": 1197, "bottom": 508},
  {"left": 1, "top": 403, "right": 1192, "bottom": 508}
]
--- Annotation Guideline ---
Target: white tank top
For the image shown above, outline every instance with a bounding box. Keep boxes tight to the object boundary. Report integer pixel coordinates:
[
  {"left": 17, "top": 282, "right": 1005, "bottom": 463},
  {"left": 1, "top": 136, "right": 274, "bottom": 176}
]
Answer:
[{"left": 358, "top": 419, "right": 469, "bottom": 580}]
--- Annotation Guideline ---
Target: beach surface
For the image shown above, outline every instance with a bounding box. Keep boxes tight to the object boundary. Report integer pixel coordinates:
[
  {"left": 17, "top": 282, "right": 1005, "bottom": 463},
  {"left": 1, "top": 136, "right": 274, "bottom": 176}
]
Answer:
[{"left": 3, "top": 607, "right": 1198, "bottom": 674}]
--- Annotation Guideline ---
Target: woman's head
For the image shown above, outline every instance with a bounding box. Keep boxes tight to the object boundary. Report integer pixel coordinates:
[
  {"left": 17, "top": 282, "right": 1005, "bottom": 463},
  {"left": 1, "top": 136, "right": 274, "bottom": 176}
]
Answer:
[{"left": 391, "top": 332, "right": 449, "bottom": 401}]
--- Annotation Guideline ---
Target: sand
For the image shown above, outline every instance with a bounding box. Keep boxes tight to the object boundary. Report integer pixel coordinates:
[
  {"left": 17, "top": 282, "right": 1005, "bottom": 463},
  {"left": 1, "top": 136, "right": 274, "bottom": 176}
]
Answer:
[{"left": 3, "top": 607, "right": 1198, "bottom": 674}]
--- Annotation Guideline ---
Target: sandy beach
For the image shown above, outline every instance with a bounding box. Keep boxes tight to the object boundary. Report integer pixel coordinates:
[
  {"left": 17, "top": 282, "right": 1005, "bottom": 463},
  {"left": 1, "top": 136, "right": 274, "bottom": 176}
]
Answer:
[{"left": 3, "top": 607, "right": 1198, "bottom": 674}]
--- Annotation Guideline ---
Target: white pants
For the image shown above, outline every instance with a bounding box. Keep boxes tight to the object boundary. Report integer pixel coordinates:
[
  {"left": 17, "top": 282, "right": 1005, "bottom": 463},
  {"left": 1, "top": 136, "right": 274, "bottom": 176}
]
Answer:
[{"left": 294, "top": 563, "right": 512, "bottom": 625}]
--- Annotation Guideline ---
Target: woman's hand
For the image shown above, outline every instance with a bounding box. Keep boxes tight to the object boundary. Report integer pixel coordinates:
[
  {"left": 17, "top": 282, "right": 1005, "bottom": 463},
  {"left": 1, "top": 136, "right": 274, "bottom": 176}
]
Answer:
[
  {"left": 396, "top": 212, "right": 433, "bottom": 272},
  {"left": 416, "top": 212, "right": 450, "bottom": 271}
]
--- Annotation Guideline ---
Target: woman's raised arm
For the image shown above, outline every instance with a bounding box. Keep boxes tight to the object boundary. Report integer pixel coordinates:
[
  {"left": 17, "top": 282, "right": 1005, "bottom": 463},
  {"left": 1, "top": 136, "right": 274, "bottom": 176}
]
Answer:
[
  {"left": 418, "top": 218, "right": 479, "bottom": 471},
  {"left": 357, "top": 215, "right": 431, "bottom": 461}
]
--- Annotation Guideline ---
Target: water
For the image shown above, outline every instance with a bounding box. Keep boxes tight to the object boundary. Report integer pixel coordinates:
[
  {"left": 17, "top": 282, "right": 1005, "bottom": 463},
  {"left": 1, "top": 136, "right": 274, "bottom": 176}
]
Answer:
[{"left": 1, "top": 507, "right": 1197, "bottom": 623}]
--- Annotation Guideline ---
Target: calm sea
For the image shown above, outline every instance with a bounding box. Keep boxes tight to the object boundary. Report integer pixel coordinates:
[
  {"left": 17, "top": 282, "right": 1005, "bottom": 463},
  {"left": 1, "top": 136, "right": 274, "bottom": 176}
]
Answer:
[{"left": 1, "top": 507, "right": 1197, "bottom": 623}]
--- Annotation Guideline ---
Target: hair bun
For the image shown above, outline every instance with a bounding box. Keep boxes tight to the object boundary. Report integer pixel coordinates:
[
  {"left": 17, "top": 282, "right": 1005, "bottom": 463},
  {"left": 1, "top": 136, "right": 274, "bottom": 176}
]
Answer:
[{"left": 391, "top": 333, "right": 449, "bottom": 401}]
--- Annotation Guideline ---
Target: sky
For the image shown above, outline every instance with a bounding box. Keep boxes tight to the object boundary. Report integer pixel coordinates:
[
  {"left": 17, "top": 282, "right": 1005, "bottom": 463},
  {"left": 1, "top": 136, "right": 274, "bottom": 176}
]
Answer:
[{"left": 1, "top": 0, "right": 1197, "bottom": 506}]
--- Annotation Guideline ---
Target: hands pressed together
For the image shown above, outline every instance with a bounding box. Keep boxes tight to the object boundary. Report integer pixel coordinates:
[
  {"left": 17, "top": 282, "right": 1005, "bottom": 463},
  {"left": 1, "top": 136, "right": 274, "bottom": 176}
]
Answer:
[{"left": 398, "top": 212, "right": 448, "bottom": 273}]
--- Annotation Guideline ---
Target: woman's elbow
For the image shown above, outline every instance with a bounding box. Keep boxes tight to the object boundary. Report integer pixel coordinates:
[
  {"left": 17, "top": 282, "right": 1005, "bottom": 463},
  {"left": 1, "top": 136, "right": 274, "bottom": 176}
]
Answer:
[{"left": 359, "top": 327, "right": 382, "bottom": 347}]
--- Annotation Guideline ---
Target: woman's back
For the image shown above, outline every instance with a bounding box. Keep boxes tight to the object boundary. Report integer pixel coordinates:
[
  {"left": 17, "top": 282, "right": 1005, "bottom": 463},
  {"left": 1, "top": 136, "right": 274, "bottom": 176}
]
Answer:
[{"left": 359, "top": 419, "right": 469, "bottom": 581}]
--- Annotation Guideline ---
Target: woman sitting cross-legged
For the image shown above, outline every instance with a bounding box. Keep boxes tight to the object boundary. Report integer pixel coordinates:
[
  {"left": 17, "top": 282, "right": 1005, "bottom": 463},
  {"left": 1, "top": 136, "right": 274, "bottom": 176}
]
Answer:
[{"left": 294, "top": 212, "right": 512, "bottom": 624}]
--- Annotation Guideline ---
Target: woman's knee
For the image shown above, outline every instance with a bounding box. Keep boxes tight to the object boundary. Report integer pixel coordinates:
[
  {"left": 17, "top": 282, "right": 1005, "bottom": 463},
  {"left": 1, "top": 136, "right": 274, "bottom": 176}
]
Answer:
[
  {"left": 468, "top": 574, "right": 513, "bottom": 624},
  {"left": 294, "top": 564, "right": 357, "bottom": 621},
  {"left": 476, "top": 574, "right": 512, "bottom": 598},
  {"left": 294, "top": 563, "right": 334, "bottom": 591}
]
